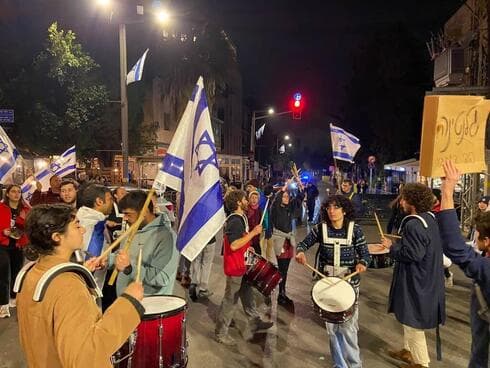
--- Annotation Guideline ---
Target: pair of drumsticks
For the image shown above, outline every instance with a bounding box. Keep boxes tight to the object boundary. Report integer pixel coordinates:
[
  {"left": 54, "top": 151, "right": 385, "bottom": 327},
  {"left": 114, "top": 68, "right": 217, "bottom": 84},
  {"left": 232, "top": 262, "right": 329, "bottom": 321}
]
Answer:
[
  {"left": 373, "top": 211, "right": 401, "bottom": 249},
  {"left": 96, "top": 188, "right": 155, "bottom": 284}
]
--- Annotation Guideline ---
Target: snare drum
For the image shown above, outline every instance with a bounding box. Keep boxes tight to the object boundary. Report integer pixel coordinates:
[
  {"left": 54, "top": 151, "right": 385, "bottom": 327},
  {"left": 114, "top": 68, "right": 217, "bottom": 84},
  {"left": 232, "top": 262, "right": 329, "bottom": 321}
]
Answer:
[
  {"left": 311, "top": 277, "right": 357, "bottom": 324},
  {"left": 113, "top": 295, "right": 188, "bottom": 368},
  {"left": 244, "top": 252, "right": 282, "bottom": 297},
  {"left": 368, "top": 243, "right": 393, "bottom": 269}
]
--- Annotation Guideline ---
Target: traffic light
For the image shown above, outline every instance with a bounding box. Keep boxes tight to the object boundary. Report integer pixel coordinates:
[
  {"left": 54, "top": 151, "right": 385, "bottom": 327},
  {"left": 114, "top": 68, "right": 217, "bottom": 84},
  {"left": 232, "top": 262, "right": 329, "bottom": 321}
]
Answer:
[{"left": 291, "top": 92, "right": 303, "bottom": 120}]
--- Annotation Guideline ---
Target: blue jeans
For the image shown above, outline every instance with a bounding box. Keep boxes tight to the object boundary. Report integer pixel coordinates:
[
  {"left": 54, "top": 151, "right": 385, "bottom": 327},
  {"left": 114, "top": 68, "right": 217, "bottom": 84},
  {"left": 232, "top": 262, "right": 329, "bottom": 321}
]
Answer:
[
  {"left": 326, "top": 306, "right": 362, "bottom": 368},
  {"left": 469, "top": 292, "right": 489, "bottom": 368}
]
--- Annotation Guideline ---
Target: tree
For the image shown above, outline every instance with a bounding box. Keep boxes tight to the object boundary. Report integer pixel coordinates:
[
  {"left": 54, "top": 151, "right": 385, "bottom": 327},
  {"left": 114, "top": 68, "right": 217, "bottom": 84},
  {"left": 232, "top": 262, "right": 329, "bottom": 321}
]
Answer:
[{"left": 6, "top": 22, "right": 112, "bottom": 157}]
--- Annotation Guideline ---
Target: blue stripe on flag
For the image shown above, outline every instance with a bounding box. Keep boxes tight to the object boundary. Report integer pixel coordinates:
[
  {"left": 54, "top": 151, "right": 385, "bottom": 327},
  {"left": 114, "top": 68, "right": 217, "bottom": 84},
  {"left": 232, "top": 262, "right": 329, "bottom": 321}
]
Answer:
[
  {"left": 176, "top": 181, "right": 223, "bottom": 252},
  {"left": 330, "top": 126, "right": 360, "bottom": 144},
  {"left": 190, "top": 84, "right": 199, "bottom": 102},
  {"left": 162, "top": 154, "right": 184, "bottom": 180},
  {"left": 55, "top": 164, "right": 76, "bottom": 177},
  {"left": 35, "top": 169, "right": 51, "bottom": 182},
  {"left": 333, "top": 151, "right": 355, "bottom": 161},
  {"left": 0, "top": 149, "right": 19, "bottom": 180},
  {"left": 86, "top": 221, "right": 106, "bottom": 257},
  {"left": 62, "top": 146, "right": 76, "bottom": 157},
  {"left": 191, "top": 88, "right": 208, "bottom": 153}
]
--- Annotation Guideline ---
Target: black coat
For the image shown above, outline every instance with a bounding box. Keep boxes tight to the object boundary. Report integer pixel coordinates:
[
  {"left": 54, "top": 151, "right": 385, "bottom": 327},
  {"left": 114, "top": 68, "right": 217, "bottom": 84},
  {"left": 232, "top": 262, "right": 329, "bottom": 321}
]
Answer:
[{"left": 388, "top": 212, "right": 446, "bottom": 329}]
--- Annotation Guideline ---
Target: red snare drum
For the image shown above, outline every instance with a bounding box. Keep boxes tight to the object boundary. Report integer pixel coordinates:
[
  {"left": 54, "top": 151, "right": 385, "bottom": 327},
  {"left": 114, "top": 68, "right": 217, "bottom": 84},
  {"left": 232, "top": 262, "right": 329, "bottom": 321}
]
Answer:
[
  {"left": 244, "top": 252, "right": 282, "bottom": 297},
  {"left": 368, "top": 243, "right": 393, "bottom": 269},
  {"left": 113, "top": 295, "right": 188, "bottom": 368}
]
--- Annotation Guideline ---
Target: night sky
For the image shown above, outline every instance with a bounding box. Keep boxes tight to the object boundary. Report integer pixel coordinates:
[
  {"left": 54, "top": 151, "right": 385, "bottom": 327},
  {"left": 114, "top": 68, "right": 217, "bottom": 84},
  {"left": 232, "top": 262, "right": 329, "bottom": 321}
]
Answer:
[{"left": 0, "top": 0, "right": 465, "bottom": 160}]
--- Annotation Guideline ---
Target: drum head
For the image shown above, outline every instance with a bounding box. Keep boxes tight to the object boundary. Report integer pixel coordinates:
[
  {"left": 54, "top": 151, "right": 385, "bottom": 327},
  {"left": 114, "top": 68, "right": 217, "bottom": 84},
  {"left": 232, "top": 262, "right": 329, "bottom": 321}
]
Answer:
[
  {"left": 312, "top": 277, "right": 356, "bottom": 313},
  {"left": 368, "top": 243, "right": 389, "bottom": 255},
  {"left": 142, "top": 295, "right": 187, "bottom": 317}
]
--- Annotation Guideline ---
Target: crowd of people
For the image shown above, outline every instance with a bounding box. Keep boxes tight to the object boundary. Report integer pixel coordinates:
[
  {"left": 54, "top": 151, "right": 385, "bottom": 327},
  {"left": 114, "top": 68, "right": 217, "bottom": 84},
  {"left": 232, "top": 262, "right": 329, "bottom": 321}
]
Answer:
[{"left": 0, "top": 161, "right": 488, "bottom": 368}]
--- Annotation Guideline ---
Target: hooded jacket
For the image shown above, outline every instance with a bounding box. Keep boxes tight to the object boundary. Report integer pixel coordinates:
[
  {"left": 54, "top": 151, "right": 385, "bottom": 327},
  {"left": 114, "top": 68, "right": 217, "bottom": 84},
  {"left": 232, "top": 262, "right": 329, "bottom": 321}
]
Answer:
[{"left": 114, "top": 215, "right": 179, "bottom": 296}]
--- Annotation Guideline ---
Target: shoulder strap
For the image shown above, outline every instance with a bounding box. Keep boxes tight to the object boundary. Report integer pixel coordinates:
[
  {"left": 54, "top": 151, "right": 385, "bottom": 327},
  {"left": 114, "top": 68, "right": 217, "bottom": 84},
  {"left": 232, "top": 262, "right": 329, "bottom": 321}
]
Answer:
[
  {"left": 399, "top": 214, "right": 428, "bottom": 233},
  {"left": 226, "top": 213, "right": 249, "bottom": 233},
  {"left": 33, "top": 263, "right": 102, "bottom": 302},
  {"left": 13, "top": 261, "right": 37, "bottom": 293}
]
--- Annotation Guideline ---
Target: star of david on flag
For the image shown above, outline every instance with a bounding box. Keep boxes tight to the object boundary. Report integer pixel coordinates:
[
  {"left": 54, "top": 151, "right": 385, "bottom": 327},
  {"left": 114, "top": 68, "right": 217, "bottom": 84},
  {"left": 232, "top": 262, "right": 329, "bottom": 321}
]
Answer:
[
  {"left": 153, "top": 76, "right": 225, "bottom": 261},
  {"left": 330, "top": 124, "right": 361, "bottom": 163},
  {"left": 0, "top": 125, "right": 21, "bottom": 184},
  {"left": 21, "top": 145, "right": 76, "bottom": 202}
]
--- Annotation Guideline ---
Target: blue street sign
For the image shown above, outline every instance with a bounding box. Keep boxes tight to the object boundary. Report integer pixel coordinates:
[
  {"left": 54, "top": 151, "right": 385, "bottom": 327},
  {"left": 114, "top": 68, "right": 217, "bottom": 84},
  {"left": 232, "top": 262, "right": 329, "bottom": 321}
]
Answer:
[{"left": 0, "top": 110, "right": 14, "bottom": 124}]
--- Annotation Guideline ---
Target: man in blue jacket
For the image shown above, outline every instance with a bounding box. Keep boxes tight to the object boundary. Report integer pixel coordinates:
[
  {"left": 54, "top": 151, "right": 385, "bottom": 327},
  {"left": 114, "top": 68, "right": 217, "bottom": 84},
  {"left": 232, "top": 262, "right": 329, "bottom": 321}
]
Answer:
[
  {"left": 439, "top": 160, "right": 489, "bottom": 368},
  {"left": 382, "top": 183, "right": 445, "bottom": 368}
]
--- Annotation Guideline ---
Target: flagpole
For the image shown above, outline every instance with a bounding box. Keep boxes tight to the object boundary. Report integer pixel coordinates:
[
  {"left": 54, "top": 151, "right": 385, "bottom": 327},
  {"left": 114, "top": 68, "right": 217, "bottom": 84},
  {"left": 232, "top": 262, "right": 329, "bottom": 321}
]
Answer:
[{"left": 333, "top": 158, "right": 341, "bottom": 192}]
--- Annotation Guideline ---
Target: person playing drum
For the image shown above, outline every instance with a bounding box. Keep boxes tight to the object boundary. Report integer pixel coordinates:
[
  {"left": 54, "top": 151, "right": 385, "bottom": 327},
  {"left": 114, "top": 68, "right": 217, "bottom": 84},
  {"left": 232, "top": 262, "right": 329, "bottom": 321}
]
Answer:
[
  {"left": 15, "top": 204, "right": 144, "bottom": 368},
  {"left": 296, "top": 195, "right": 370, "bottom": 368},
  {"left": 215, "top": 189, "right": 273, "bottom": 346}
]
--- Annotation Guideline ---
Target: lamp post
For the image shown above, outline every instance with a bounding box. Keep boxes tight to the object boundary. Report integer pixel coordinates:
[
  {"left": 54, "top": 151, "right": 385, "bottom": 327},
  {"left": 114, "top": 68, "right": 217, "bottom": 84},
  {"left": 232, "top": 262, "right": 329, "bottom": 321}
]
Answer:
[
  {"left": 95, "top": 0, "right": 170, "bottom": 183},
  {"left": 249, "top": 108, "right": 274, "bottom": 179}
]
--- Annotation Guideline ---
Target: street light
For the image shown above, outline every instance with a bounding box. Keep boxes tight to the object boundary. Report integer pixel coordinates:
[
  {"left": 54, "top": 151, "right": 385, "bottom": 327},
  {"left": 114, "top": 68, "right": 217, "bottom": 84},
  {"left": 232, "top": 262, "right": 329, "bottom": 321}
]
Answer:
[
  {"left": 288, "top": 143, "right": 292, "bottom": 147},
  {"left": 268, "top": 107, "right": 275, "bottom": 115},
  {"left": 96, "top": 0, "right": 111, "bottom": 7},
  {"left": 155, "top": 9, "right": 171, "bottom": 24},
  {"left": 284, "top": 135, "right": 290, "bottom": 140}
]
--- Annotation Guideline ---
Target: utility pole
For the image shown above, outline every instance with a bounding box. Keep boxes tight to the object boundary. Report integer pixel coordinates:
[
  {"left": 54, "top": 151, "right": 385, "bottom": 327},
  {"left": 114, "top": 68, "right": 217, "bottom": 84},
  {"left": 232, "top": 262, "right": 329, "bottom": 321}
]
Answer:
[{"left": 119, "top": 23, "right": 129, "bottom": 182}]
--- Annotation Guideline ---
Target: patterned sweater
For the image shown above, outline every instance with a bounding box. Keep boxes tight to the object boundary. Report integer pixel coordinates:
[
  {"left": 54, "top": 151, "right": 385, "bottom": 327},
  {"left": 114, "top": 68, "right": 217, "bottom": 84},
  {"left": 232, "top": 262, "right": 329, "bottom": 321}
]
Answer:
[{"left": 297, "top": 222, "right": 370, "bottom": 286}]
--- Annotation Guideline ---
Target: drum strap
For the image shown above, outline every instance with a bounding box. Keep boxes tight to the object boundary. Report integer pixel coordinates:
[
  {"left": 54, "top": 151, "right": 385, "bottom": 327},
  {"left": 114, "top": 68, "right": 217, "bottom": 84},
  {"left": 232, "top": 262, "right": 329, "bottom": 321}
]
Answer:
[
  {"left": 398, "top": 212, "right": 434, "bottom": 234},
  {"left": 322, "top": 222, "right": 354, "bottom": 245},
  {"left": 226, "top": 213, "right": 249, "bottom": 233}
]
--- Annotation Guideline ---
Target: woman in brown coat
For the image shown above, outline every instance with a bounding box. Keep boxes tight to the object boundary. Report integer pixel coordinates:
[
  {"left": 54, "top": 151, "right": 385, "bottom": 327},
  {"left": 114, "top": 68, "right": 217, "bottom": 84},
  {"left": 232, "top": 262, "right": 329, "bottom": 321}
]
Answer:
[{"left": 16, "top": 204, "right": 145, "bottom": 368}]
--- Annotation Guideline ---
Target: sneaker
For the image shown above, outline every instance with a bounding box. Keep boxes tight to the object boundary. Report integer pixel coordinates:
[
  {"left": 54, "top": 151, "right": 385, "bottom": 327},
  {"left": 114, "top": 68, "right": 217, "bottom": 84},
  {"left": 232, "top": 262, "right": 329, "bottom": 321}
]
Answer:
[
  {"left": 9, "top": 298, "right": 16, "bottom": 308},
  {"left": 198, "top": 289, "right": 213, "bottom": 299},
  {"left": 445, "top": 272, "right": 454, "bottom": 288},
  {"left": 388, "top": 349, "right": 413, "bottom": 364},
  {"left": 0, "top": 305, "right": 10, "bottom": 318},
  {"left": 189, "top": 284, "right": 198, "bottom": 301},
  {"left": 252, "top": 318, "right": 274, "bottom": 331},
  {"left": 215, "top": 334, "right": 236, "bottom": 346}
]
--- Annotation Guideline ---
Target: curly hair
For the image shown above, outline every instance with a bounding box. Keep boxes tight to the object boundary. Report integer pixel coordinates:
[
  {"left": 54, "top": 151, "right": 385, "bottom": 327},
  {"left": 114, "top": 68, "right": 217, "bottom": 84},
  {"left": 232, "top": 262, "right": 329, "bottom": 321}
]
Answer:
[
  {"left": 25, "top": 204, "right": 75, "bottom": 259},
  {"left": 224, "top": 189, "right": 246, "bottom": 212},
  {"left": 401, "top": 183, "right": 434, "bottom": 213},
  {"left": 475, "top": 211, "right": 490, "bottom": 241},
  {"left": 320, "top": 195, "right": 355, "bottom": 229}
]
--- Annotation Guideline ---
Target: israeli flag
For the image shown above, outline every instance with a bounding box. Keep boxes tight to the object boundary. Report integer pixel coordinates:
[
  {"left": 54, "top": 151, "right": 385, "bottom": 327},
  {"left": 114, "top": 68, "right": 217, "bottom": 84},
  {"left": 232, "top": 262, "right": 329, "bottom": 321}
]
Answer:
[
  {"left": 127, "top": 49, "right": 149, "bottom": 85},
  {"left": 255, "top": 123, "right": 265, "bottom": 140},
  {"left": 330, "top": 124, "right": 361, "bottom": 163},
  {"left": 0, "top": 126, "right": 21, "bottom": 184},
  {"left": 153, "top": 76, "right": 225, "bottom": 261},
  {"left": 21, "top": 145, "right": 76, "bottom": 202}
]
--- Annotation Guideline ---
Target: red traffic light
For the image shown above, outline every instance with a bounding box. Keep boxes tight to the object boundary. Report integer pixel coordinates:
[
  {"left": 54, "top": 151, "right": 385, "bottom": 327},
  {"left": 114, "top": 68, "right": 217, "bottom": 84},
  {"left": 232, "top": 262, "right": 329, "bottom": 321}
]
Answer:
[{"left": 291, "top": 92, "right": 303, "bottom": 119}]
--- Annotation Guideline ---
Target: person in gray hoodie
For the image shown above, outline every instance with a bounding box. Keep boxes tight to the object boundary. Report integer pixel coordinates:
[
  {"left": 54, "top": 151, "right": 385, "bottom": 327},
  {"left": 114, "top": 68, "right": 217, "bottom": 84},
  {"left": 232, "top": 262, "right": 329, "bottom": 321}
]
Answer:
[{"left": 112, "top": 190, "right": 179, "bottom": 296}]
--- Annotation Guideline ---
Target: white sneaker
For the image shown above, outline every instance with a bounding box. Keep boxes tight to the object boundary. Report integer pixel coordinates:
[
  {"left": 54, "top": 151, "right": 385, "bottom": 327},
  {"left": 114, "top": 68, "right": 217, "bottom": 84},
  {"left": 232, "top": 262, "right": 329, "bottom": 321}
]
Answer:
[
  {"left": 445, "top": 272, "right": 454, "bottom": 288},
  {"left": 0, "top": 305, "right": 10, "bottom": 318},
  {"left": 9, "top": 298, "right": 16, "bottom": 308}
]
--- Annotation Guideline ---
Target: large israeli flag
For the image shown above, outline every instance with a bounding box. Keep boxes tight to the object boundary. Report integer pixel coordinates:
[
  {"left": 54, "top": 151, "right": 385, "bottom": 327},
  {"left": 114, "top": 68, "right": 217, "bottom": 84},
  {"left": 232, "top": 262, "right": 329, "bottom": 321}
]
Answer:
[
  {"left": 21, "top": 145, "right": 76, "bottom": 202},
  {"left": 330, "top": 124, "right": 361, "bottom": 163},
  {"left": 0, "top": 126, "right": 21, "bottom": 184},
  {"left": 127, "top": 49, "right": 149, "bottom": 85},
  {"left": 153, "top": 77, "right": 225, "bottom": 261}
]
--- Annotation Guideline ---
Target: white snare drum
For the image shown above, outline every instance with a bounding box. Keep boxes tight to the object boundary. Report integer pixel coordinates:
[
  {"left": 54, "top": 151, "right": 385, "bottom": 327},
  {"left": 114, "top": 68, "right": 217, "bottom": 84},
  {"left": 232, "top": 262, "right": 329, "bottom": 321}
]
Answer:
[{"left": 311, "top": 277, "right": 357, "bottom": 324}]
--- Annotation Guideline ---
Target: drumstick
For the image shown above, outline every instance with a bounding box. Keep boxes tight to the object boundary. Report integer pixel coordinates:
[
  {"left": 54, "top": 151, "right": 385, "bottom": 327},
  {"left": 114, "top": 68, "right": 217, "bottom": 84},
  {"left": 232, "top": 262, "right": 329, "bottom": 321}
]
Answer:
[
  {"left": 374, "top": 211, "right": 384, "bottom": 238},
  {"left": 304, "top": 263, "right": 334, "bottom": 284},
  {"left": 136, "top": 248, "right": 143, "bottom": 283},
  {"left": 97, "top": 220, "right": 139, "bottom": 260},
  {"left": 325, "top": 271, "right": 361, "bottom": 290},
  {"left": 384, "top": 234, "right": 402, "bottom": 239},
  {"left": 108, "top": 188, "right": 155, "bottom": 285},
  {"left": 260, "top": 197, "right": 270, "bottom": 225}
]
